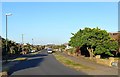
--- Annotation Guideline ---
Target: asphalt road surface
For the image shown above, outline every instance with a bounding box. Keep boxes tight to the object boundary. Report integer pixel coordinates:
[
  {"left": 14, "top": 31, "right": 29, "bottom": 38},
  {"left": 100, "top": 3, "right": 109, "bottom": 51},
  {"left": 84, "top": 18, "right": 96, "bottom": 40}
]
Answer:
[{"left": 8, "top": 50, "right": 87, "bottom": 76}]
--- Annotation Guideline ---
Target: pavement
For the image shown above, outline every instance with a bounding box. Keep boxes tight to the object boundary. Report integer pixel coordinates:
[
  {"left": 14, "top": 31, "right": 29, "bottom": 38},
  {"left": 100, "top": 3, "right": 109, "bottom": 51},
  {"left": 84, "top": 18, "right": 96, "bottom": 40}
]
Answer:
[
  {"left": 8, "top": 50, "right": 86, "bottom": 76},
  {"left": 60, "top": 52, "right": 119, "bottom": 75},
  {"left": 2, "top": 56, "right": 22, "bottom": 77}
]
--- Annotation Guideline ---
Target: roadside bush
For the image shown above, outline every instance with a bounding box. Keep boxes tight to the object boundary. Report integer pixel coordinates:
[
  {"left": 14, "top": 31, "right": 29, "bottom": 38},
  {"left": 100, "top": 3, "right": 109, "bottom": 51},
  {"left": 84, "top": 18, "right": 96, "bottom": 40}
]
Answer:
[{"left": 66, "top": 48, "right": 76, "bottom": 54}]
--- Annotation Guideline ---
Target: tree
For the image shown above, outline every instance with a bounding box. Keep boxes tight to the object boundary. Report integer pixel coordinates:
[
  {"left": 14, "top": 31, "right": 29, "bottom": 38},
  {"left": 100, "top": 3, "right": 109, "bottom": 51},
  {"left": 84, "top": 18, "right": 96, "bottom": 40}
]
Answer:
[
  {"left": 69, "top": 27, "right": 118, "bottom": 58},
  {"left": 2, "top": 37, "right": 22, "bottom": 60}
]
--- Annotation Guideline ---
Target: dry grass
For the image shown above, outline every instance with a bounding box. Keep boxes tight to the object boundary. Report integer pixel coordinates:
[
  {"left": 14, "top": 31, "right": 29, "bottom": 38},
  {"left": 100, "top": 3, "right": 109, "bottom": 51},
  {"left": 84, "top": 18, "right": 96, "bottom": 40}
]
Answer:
[
  {"left": 2, "top": 67, "right": 9, "bottom": 72},
  {"left": 53, "top": 53, "right": 94, "bottom": 71},
  {"left": 30, "top": 52, "right": 39, "bottom": 55},
  {"left": 13, "top": 58, "right": 27, "bottom": 61},
  {"left": 114, "top": 57, "right": 120, "bottom": 60}
]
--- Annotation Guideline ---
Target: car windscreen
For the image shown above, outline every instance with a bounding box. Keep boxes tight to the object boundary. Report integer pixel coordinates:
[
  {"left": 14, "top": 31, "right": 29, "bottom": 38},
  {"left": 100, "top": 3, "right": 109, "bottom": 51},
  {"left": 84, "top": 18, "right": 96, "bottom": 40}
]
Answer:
[{"left": 47, "top": 48, "right": 52, "bottom": 51}]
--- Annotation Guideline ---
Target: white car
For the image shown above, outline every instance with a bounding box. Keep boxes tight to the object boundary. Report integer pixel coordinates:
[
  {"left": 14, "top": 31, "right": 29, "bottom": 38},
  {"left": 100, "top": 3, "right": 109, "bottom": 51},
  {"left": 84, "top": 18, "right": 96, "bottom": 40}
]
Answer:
[
  {"left": 30, "top": 50, "right": 36, "bottom": 53},
  {"left": 47, "top": 48, "right": 52, "bottom": 54}
]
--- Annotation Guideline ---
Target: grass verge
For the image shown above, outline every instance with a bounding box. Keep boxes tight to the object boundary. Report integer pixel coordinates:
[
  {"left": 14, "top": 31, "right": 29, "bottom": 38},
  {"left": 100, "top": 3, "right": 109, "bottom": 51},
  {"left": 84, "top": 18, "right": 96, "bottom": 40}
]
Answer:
[
  {"left": 2, "top": 67, "right": 9, "bottom": 72},
  {"left": 53, "top": 53, "right": 95, "bottom": 71},
  {"left": 114, "top": 57, "right": 120, "bottom": 60},
  {"left": 13, "top": 58, "right": 27, "bottom": 61},
  {"left": 30, "top": 52, "right": 40, "bottom": 55}
]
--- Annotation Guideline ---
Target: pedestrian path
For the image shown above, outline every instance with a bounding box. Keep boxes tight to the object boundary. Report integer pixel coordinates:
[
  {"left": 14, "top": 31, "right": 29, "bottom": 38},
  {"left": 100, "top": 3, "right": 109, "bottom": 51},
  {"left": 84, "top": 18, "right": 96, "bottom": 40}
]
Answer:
[{"left": 60, "top": 52, "right": 118, "bottom": 75}]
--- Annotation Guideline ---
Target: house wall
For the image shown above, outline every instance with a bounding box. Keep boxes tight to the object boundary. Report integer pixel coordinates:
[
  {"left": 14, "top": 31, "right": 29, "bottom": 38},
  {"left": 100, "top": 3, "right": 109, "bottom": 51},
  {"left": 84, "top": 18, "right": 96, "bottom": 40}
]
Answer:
[{"left": 109, "top": 32, "right": 120, "bottom": 42}]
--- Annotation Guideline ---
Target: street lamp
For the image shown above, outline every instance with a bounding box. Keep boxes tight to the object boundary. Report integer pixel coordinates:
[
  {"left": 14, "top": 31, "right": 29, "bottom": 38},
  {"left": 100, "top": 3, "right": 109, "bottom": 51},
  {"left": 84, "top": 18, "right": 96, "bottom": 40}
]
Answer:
[
  {"left": 32, "top": 38, "right": 33, "bottom": 45},
  {"left": 5, "top": 13, "right": 12, "bottom": 62}
]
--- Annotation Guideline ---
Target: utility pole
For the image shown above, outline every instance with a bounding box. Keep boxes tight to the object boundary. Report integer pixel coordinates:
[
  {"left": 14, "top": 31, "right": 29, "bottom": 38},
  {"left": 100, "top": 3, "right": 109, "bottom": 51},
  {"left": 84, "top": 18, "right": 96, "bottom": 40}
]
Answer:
[
  {"left": 31, "top": 38, "right": 34, "bottom": 51},
  {"left": 22, "top": 34, "right": 24, "bottom": 44},
  {"left": 6, "top": 14, "right": 8, "bottom": 55},
  {"left": 21, "top": 34, "right": 24, "bottom": 52},
  {"left": 32, "top": 38, "right": 33, "bottom": 46}
]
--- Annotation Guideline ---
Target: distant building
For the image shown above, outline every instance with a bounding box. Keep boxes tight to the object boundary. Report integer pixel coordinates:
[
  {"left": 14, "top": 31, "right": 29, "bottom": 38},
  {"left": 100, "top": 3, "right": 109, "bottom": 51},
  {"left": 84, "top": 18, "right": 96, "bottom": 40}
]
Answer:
[
  {"left": 109, "top": 32, "right": 120, "bottom": 53},
  {"left": 109, "top": 32, "right": 120, "bottom": 45},
  {"left": 23, "top": 43, "right": 27, "bottom": 45},
  {"left": 63, "top": 43, "right": 68, "bottom": 46},
  {"left": 63, "top": 43, "right": 72, "bottom": 49},
  {"left": 47, "top": 43, "right": 55, "bottom": 46}
]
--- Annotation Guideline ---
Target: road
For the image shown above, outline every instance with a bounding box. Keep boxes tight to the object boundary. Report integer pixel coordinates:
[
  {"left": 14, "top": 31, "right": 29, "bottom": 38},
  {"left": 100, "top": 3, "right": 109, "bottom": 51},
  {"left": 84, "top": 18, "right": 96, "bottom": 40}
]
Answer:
[{"left": 8, "top": 50, "right": 87, "bottom": 76}]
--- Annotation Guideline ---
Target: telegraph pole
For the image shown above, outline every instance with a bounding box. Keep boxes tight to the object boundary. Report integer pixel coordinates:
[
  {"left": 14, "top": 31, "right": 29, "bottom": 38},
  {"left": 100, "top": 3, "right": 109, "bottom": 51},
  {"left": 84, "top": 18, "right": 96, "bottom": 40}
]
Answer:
[
  {"left": 21, "top": 34, "right": 24, "bottom": 52},
  {"left": 22, "top": 34, "right": 23, "bottom": 44},
  {"left": 32, "top": 38, "right": 33, "bottom": 46},
  {"left": 5, "top": 14, "right": 8, "bottom": 62}
]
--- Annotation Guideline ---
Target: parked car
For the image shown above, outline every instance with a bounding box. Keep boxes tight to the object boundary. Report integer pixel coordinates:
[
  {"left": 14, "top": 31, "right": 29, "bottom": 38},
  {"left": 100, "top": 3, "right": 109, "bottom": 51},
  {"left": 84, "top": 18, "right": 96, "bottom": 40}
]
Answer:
[
  {"left": 47, "top": 48, "right": 52, "bottom": 54},
  {"left": 30, "top": 50, "right": 36, "bottom": 53}
]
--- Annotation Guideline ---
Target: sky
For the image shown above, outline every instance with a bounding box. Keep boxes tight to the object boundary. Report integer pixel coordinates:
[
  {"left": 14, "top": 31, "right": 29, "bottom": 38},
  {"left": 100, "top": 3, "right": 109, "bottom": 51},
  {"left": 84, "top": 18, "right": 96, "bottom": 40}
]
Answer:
[{"left": 1, "top": 2, "right": 118, "bottom": 45}]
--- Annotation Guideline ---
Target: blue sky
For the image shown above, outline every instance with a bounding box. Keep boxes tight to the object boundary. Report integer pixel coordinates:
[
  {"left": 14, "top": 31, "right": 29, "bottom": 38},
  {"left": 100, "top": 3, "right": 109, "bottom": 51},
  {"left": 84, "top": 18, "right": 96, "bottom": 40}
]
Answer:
[{"left": 1, "top": 2, "right": 118, "bottom": 45}]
